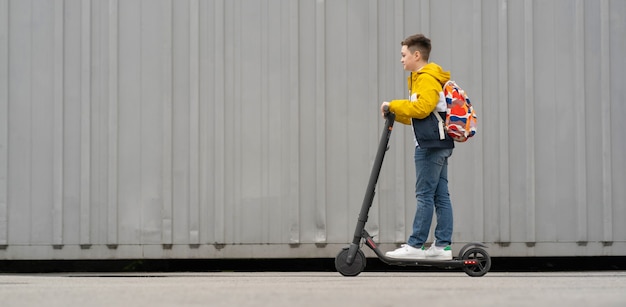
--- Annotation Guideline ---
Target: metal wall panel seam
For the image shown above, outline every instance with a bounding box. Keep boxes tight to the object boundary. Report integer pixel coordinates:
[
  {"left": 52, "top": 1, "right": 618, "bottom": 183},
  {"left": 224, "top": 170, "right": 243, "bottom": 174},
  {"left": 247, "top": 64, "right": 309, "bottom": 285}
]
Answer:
[
  {"left": 100, "top": 0, "right": 112, "bottom": 245},
  {"left": 136, "top": 0, "right": 143, "bottom": 247},
  {"left": 0, "top": 0, "right": 7, "bottom": 246},
  {"left": 261, "top": 6, "right": 276, "bottom": 240},
  {"left": 479, "top": 1, "right": 498, "bottom": 243},
  {"left": 197, "top": 0, "right": 207, "bottom": 246},
  {"left": 574, "top": 0, "right": 587, "bottom": 244},
  {"left": 260, "top": 0, "right": 269, "bottom": 245},
  {"left": 497, "top": 0, "right": 511, "bottom": 243},
  {"left": 90, "top": 0, "right": 99, "bottom": 246},
  {"left": 52, "top": 0, "right": 64, "bottom": 247},
  {"left": 600, "top": 0, "right": 612, "bottom": 243},
  {"left": 523, "top": 0, "right": 536, "bottom": 245},
  {"left": 389, "top": 0, "right": 404, "bottom": 243},
  {"left": 188, "top": 0, "right": 200, "bottom": 245},
  {"left": 393, "top": 0, "right": 407, "bottom": 244},
  {"left": 270, "top": 1, "right": 282, "bottom": 243},
  {"left": 374, "top": 1, "right": 387, "bottom": 241},
  {"left": 232, "top": 0, "right": 242, "bottom": 243},
  {"left": 336, "top": 0, "right": 349, "bottom": 244},
  {"left": 22, "top": 1, "right": 33, "bottom": 245},
  {"left": 343, "top": 0, "right": 357, "bottom": 243},
  {"left": 367, "top": 0, "right": 379, "bottom": 235},
  {"left": 107, "top": 0, "right": 119, "bottom": 247},
  {"left": 222, "top": 0, "right": 235, "bottom": 244},
  {"left": 80, "top": 0, "right": 91, "bottom": 246},
  {"left": 160, "top": 0, "right": 173, "bottom": 246},
  {"left": 543, "top": 0, "right": 558, "bottom": 243},
  {"left": 198, "top": 0, "right": 211, "bottom": 245},
  {"left": 466, "top": 0, "right": 485, "bottom": 241},
  {"left": 287, "top": 0, "right": 299, "bottom": 245},
  {"left": 311, "top": 0, "right": 325, "bottom": 245},
  {"left": 213, "top": 0, "right": 225, "bottom": 245},
  {"left": 95, "top": 0, "right": 108, "bottom": 246},
  {"left": 472, "top": 0, "right": 485, "bottom": 242},
  {"left": 270, "top": 0, "right": 282, "bottom": 243}
]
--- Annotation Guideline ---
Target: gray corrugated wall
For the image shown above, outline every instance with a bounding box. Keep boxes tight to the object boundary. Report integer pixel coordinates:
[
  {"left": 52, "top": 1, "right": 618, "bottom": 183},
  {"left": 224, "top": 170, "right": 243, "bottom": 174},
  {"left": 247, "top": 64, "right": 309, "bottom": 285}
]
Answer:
[{"left": 0, "top": 0, "right": 624, "bottom": 259}]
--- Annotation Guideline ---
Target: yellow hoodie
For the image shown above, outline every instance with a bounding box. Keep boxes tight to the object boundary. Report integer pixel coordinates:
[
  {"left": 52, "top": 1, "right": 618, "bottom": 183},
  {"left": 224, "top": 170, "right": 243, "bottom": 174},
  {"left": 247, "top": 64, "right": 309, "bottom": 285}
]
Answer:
[{"left": 388, "top": 62, "right": 450, "bottom": 125}]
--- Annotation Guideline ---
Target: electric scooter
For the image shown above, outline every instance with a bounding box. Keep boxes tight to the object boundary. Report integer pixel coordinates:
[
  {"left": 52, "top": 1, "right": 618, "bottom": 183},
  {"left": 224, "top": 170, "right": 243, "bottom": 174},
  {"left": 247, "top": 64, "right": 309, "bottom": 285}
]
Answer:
[{"left": 334, "top": 109, "right": 491, "bottom": 277}]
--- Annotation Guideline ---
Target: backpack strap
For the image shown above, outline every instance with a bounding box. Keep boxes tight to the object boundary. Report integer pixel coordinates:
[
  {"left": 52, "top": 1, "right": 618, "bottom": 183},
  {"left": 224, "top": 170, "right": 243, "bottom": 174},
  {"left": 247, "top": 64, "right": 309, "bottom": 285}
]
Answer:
[{"left": 433, "top": 111, "right": 446, "bottom": 140}]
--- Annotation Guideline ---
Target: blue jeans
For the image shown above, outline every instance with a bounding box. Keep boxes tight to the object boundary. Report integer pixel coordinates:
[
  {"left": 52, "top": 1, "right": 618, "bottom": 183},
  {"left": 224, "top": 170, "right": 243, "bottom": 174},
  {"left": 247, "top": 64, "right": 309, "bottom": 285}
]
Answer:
[{"left": 407, "top": 147, "right": 453, "bottom": 248}]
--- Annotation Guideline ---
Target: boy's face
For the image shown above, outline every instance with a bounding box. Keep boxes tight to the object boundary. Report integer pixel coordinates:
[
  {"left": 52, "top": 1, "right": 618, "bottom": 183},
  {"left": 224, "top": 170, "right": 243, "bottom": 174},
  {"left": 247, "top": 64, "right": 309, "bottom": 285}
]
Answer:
[{"left": 400, "top": 45, "right": 419, "bottom": 71}]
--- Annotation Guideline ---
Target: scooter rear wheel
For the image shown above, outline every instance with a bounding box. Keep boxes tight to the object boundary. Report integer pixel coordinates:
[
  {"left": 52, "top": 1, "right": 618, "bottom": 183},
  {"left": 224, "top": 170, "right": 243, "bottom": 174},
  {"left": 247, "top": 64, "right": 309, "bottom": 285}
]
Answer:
[
  {"left": 335, "top": 248, "right": 366, "bottom": 277},
  {"left": 461, "top": 247, "right": 491, "bottom": 277}
]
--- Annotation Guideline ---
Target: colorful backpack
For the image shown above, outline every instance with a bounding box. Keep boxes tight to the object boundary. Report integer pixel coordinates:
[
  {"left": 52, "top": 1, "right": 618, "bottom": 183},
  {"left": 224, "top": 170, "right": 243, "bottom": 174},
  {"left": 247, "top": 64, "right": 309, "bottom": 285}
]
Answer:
[{"left": 433, "top": 80, "right": 477, "bottom": 142}]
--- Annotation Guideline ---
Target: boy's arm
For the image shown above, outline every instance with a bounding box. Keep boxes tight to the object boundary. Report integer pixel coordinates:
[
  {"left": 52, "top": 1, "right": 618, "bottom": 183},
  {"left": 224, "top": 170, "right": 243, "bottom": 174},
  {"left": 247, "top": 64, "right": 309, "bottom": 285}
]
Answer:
[
  {"left": 388, "top": 74, "right": 441, "bottom": 120},
  {"left": 384, "top": 99, "right": 412, "bottom": 125},
  {"left": 380, "top": 100, "right": 411, "bottom": 125},
  {"left": 395, "top": 114, "right": 412, "bottom": 125}
]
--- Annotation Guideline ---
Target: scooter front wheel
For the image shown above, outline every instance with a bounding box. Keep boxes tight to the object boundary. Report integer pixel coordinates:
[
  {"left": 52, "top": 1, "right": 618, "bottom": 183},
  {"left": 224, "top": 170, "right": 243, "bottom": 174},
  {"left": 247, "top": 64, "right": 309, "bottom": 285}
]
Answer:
[{"left": 335, "top": 248, "right": 366, "bottom": 277}]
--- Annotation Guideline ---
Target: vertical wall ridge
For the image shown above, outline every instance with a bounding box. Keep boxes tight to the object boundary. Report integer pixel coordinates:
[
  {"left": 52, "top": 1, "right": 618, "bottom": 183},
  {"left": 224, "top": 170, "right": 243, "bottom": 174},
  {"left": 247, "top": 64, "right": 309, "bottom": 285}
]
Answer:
[
  {"left": 160, "top": 0, "right": 173, "bottom": 246},
  {"left": 367, "top": 0, "right": 379, "bottom": 234},
  {"left": 188, "top": 0, "right": 200, "bottom": 245},
  {"left": 0, "top": 0, "right": 8, "bottom": 246},
  {"left": 497, "top": 0, "right": 511, "bottom": 243},
  {"left": 79, "top": 0, "right": 92, "bottom": 246},
  {"left": 287, "top": 0, "right": 300, "bottom": 245},
  {"left": 52, "top": 0, "right": 65, "bottom": 246},
  {"left": 107, "top": 0, "right": 119, "bottom": 247},
  {"left": 392, "top": 0, "right": 406, "bottom": 244},
  {"left": 600, "top": 0, "right": 612, "bottom": 243},
  {"left": 232, "top": 0, "right": 242, "bottom": 243},
  {"left": 213, "top": 0, "right": 225, "bottom": 245},
  {"left": 260, "top": 0, "right": 270, "bottom": 244},
  {"left": 523, "top": 0, "right": 536, "bottom": 245},
  {"left": 471, "top": 0, "right": 485, "bottom": 242},
  {"left": 313, "top": 0, "right": 326, "bottom": 244},
  {"left": 574, "top": 0, "right": 587, "bottom": 243}
]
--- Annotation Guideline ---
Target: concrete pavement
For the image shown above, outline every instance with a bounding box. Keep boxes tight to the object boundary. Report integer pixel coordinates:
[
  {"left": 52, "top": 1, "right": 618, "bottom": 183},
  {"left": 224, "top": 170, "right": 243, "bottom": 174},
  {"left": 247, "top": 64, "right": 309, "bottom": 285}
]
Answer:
[{"left": 0, "top": 271, "right": 625, "bottom": 307}]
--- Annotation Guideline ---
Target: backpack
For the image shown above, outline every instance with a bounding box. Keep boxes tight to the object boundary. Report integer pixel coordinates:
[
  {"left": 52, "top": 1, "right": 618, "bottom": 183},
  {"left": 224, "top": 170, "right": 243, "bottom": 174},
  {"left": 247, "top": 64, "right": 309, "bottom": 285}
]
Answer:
[{"left": 433, "top": 80, "right": 477, "bottom": 142}]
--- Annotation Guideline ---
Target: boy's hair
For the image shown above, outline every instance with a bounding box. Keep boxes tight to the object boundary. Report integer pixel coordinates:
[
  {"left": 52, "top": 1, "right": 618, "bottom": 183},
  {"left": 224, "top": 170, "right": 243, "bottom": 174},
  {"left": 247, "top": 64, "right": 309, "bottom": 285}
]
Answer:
[{"left": 401, "top": 34, "right": 431, "bottom": 61}]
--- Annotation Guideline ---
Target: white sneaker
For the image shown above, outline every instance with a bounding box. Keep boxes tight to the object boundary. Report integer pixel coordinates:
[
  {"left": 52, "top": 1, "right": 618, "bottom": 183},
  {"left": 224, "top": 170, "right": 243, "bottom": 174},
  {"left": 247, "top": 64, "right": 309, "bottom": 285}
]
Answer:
[
  {"left": 425, "top": 245, "right": 452, "bottom": 260},
  {"left": 385, "top": 244, "right": 425, "bottom": 259}
]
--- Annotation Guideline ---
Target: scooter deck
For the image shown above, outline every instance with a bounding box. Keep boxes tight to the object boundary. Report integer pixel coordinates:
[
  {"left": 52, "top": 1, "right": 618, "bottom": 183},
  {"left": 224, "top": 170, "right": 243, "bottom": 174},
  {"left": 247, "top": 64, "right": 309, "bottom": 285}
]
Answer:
[{"left": 364, "top": 235, "right": 479, "bottom": 269}]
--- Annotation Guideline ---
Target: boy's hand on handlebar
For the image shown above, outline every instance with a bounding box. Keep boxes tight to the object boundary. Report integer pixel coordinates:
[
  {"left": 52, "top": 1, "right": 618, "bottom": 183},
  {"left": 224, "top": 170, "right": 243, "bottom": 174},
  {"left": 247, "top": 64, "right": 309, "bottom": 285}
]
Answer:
[{"left": 380, "top": 101, "right": 390, "bottom": 118}]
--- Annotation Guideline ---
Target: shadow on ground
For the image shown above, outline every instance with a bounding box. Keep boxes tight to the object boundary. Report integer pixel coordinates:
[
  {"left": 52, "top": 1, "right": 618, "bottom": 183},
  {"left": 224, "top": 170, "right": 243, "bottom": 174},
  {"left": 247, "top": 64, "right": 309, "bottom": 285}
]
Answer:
[{"left": 1, "top": 257, "right": 625, "bottom": 273}]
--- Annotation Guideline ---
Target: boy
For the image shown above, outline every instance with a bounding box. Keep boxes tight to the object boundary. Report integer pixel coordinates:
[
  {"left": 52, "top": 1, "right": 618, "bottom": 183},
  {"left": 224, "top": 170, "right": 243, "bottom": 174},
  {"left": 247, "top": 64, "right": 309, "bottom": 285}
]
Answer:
[{"left": 380, "top": 34, "right": 454, "bottom": 260}]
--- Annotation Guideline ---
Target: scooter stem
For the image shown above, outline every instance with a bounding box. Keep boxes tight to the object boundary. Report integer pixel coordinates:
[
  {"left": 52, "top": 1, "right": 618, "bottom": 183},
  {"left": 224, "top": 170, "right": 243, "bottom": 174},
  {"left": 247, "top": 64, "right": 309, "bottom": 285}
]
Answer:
[{"left": 346, "top": 112, "right": 395, "bottom": 264}]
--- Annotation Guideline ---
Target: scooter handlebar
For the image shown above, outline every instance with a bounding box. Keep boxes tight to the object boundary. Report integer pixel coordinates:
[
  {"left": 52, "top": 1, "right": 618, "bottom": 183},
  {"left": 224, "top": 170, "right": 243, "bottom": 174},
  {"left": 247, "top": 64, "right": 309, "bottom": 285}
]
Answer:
[{"left": 382, "top": 105, "right": 395, "bottom": 122}]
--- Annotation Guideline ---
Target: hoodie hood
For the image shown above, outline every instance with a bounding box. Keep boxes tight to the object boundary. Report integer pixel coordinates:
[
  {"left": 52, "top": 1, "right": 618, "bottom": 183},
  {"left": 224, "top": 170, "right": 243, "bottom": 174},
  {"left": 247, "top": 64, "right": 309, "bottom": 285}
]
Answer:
[{"left": 408, "top": 62, "right": 450, "bottom": 89}]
